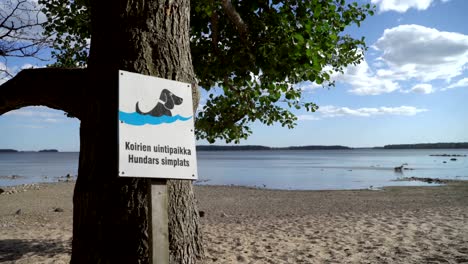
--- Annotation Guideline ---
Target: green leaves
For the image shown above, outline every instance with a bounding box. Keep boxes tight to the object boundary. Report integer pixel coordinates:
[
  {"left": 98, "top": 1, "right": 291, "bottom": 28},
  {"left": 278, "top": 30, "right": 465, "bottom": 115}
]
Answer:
[
  {"left": 39, "top": 0, "right": 90, "bottom": 67},
  {"left": 191, "top": 0, "right": 374, "bottom": 143},
  {"left": 292, "top": 33, "right": 305, "bottom": 45}
]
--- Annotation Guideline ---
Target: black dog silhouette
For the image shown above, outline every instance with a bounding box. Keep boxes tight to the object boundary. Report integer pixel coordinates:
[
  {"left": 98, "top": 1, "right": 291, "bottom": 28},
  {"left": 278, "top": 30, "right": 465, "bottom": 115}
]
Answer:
[{"left": 136, "top": 89, "right": 183, "bottom": 117}]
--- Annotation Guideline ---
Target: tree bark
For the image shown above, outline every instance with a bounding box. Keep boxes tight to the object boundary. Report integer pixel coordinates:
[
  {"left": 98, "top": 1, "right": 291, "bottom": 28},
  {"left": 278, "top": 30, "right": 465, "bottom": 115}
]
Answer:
[{"left": 71, "top": 0, "right": 203, "bottom": 263}]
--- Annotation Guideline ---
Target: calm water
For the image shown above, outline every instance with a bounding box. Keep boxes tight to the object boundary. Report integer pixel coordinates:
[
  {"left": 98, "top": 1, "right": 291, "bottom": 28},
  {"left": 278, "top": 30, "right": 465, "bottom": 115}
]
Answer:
[
  {"left": 1, "top": 149, "right": 468, "bottom": 190},
  {"left": 0, "top": 152, "right": 79, "bottom": 186},
  {"left": 197, "top": 149, "right": 468, "bottom": 190}
]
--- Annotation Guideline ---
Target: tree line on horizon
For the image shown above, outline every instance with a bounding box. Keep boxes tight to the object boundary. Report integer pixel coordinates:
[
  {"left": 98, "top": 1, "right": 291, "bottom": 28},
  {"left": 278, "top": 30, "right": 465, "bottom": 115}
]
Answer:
[
  {"left": 197, "top": 142, "right": 468, "bottom": 151},
  {"left": 383, "top": 143, "right": 468, "bottom": 149},
  {"left": 0, "top": 149, "right": 59, "bottom": 152}
]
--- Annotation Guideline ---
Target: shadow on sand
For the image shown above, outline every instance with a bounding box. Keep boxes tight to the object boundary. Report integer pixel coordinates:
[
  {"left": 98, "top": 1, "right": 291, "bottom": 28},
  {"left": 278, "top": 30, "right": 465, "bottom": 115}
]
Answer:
[{"left": 0, "top": 238, "right": 71, "bottom": 262}]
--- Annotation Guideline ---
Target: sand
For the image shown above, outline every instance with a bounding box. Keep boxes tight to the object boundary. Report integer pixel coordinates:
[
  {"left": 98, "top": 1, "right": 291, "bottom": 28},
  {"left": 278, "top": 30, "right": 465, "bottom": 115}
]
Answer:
[
  {"left": 1, "top": 181, "right": 467, "bottom": 263},
  {"left": 0, "top": 183, "right": 73, "bottom": 264}
]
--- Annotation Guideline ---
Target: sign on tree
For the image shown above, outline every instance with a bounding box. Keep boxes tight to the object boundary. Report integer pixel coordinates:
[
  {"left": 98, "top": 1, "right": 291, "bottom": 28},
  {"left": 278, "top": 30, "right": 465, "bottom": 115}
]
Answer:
[{"left": 118, "top": 70, "right": 198, "bottom": 180}]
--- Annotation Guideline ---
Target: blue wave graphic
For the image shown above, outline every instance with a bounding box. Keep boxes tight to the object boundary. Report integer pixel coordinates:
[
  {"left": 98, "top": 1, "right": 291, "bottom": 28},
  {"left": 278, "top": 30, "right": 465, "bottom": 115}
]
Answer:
[{"left": 119, "top": 111, "right": 192, "bottom": 126}]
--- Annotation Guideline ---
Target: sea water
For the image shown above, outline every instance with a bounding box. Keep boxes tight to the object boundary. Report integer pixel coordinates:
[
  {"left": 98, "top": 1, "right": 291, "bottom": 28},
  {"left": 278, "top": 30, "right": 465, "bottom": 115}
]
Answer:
[
  {"left": 196, "top": 149, "right": 468, "bottom": 190},
  {"left": 1, "top": 149, "right": 467, "bottom": 190},
  {"left": 0, "top": 152, "right": 79, "bottom": 186}
]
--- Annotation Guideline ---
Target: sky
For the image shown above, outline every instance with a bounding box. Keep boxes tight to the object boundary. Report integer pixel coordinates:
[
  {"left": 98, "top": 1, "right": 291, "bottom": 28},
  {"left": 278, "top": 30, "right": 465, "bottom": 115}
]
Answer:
[{"left": 1, "top": 0, "right": 468, "bottom": 151}]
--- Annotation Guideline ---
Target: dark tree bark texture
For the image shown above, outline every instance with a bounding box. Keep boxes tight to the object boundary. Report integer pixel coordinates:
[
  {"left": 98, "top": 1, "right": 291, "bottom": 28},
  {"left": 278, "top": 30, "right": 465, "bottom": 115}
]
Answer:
[{"left": 0, "top": 0, "right": 203, "bottom": 263}]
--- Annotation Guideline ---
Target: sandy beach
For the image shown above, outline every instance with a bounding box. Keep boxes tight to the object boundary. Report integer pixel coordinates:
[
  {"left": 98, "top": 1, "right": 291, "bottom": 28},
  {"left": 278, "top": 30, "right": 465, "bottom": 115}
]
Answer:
[{"left": 1, "top": 181, "right": 467, "bottom": 263}]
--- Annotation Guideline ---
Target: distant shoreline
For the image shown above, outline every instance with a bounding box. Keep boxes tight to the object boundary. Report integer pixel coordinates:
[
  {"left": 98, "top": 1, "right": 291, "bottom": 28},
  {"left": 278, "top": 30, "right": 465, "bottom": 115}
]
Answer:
[
  {"left": 196, "top": 145, "right": 350, "bottom": 151},
  {"left": 0, "top": 149, "right": 59, "bottom": 153},
  {"left": 197, "top": 142, "right": 468, "bottom": 151}
]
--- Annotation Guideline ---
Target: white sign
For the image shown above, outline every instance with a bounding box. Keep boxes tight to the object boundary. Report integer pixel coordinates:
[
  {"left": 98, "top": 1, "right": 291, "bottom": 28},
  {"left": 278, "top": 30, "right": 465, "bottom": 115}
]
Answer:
[{"left": 118, "top": 70, "right": 198, "bottom": 180}]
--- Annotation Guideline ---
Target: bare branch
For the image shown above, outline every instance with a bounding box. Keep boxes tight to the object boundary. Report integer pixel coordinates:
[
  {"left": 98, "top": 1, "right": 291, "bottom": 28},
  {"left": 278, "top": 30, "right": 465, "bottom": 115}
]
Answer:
[
  {"left": 0, "top": 0, "right": 24, "bottom": 29},
  {"left": 0, "top": 68, "right": 88, "bottom": 119},
  {"left": 0, "top": 0, "right": 50, "bottom": 76},
  {"left": 0, "top": 68, "right": 14, "bottom": 78}
]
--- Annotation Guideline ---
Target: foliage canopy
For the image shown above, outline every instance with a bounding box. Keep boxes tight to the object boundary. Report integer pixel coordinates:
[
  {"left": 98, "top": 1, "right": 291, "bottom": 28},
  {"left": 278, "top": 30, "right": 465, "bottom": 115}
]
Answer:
[{"left": 39, "top": 0, "right": 374, "bottom": 143}]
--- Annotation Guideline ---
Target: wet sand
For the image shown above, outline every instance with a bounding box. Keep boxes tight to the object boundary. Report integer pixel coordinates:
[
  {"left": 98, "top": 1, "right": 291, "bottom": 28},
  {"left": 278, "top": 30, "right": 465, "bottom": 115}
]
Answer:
[{"left": 1, "top": 181, "right": 467, "bottom": 263}]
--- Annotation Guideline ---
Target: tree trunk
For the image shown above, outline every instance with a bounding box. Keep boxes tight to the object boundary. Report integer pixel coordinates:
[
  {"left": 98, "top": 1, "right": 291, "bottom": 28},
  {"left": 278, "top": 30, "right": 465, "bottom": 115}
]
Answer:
[{"left": 71, "top": 0, "right": 203, "bottom": 263}]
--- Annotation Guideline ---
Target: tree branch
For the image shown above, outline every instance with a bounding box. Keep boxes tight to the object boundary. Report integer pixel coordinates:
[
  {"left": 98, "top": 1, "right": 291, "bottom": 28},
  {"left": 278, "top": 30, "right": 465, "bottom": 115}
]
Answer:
[
  {"left": 220, "top": 0, "right": 249, "bottom": 45},
  {"left": 210, "top": 3, "right": 220, "bottom": 54},
  {"left": 0, "top": 0, "right": 24, "bottom": 29},
  {"left": 0, "top": 68, "right": 88, "bottom": 119}
]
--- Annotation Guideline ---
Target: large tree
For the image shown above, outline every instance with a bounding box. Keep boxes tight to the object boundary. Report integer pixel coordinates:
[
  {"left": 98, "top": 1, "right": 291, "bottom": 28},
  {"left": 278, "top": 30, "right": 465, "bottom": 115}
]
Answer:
[{"left": 0, "top": 0, "right": 373, "bottom": 263}]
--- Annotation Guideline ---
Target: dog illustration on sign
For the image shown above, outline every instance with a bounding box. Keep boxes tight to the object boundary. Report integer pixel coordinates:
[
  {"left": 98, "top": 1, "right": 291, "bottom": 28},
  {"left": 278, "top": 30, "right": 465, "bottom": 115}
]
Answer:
[{"left": 136, "top": 89, "right": 183, "bottom": 117}]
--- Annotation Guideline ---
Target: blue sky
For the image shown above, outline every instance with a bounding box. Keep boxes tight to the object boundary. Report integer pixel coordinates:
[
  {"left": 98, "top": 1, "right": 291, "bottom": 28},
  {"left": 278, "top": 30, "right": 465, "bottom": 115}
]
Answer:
[{"left": 1, "top": 0, "right": 468, "bottom": 151}]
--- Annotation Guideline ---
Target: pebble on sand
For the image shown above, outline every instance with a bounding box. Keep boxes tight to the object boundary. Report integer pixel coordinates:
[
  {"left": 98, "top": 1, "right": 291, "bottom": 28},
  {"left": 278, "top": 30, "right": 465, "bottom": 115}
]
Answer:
[{"left": 54, "top": 208, "right": 64, "bottom": 213}]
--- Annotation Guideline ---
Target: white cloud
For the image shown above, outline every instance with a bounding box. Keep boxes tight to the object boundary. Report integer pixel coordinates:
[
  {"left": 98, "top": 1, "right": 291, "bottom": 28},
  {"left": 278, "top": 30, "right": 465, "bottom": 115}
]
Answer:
[
  {"left": 408, "top": 83, "right": 434, "bottom": 94},
  {"left": 297, "top": 105, "right": 427, "bottom": 121},
  {"left": 372, "top": 61, "right": 386, "bottom": 68},
  {"left": 20, "top": 64, "right": 37, "bottom": 70},
  {"left": 3, "top": 106, "right": 68, "bottom": 123},
  {"left": 318, "top": 105, "right": 428, "bottom": 117},
  {"left": 444, "top": 78, "right": 468, "bottom": 90},
  {"left": 44, "top": 118, "right": 60, "bottom": 123},
  {"left": 373, "top": 24, "right": 468, "bottom": 82},
  {"left": 371, "top": 0, "right": 445, "bottom": 13},
  {"left": 297, "top": 115, "right": 320, "bottom": 121},
  {"left": 295, "top": 80, "right": 322, "bottom": 91},
  {"left": 333, "top": 59, "right": 400, "bottom": 95}
]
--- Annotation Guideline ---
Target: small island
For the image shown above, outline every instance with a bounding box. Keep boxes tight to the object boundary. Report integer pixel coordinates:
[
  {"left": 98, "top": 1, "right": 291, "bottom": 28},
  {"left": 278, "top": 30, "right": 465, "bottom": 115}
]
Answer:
[
  {"left": 197, "top": 145, "right": 271, "bottom": 151},
  {"left": 38, "top": 149, "right": 59, "bottom": 152},
  {"left": 0, "top": 149, "right": 18, "bottom": 153},
  {"left": 0, "top": 149, "right": 60, "bottom": 153},
  {"left": 285, "top": 145, "right": 351, "bottom": 150}
]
